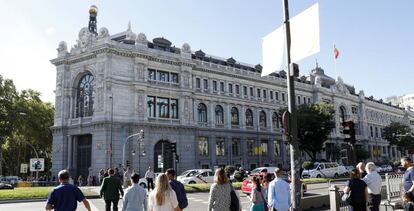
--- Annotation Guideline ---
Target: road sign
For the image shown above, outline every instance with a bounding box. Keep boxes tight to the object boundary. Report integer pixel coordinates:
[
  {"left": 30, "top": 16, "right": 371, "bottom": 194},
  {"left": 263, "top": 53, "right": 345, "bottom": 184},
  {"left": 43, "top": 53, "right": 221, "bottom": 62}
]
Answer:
[
  {"left": 30, "top": 158, "right": 45, "bottom": 172},
  {"left": 20, "top": 163, "right": 28, "bottom": 173}
]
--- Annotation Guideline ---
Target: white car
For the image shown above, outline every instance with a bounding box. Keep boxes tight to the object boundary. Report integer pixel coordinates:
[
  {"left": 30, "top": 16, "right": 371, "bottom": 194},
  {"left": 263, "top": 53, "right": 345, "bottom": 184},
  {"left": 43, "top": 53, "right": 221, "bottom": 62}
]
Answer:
[
  {"left": 177, "top": 169, "right": 214, "bottom": 184},
  {"left": 301, "top": 162, "right": 345, "bottom": 178},
  {"left": 138, "top": 173, "right": 161, "bottom": 189}
]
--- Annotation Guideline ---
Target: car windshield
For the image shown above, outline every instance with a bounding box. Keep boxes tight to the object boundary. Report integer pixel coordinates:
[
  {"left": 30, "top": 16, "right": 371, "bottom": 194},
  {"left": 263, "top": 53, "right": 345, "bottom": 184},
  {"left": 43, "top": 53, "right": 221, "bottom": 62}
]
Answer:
[
  {"left": 250, "top": 168, "right": 264, "bottom": 174},
  {"left": 179, "top": 170, "right": 198, "bottom": 177}
]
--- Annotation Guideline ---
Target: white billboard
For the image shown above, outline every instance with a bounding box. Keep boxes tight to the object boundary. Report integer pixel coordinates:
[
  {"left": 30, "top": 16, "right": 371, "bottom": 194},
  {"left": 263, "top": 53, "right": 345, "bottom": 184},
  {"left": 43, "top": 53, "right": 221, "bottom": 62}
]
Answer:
[
  {"left": 30, "top": 158, "right": 45, "bottom": 172},
  {"left": 20, "top": 163, "right": 28, "bottom": 173}
]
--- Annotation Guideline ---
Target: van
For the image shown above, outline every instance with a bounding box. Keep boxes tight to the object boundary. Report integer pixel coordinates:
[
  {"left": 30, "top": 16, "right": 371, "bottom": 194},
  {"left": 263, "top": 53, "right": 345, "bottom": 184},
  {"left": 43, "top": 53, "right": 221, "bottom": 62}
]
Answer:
[{"left": 301, "top": 162, "right": 346, "bottom": 178}]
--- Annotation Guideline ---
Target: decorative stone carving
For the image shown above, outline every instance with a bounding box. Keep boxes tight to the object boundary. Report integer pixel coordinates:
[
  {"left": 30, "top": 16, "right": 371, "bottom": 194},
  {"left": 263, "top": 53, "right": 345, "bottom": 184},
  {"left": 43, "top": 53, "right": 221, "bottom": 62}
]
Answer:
[
  {"left": 136, "top": 33, "right": 148, "bottom": 45},
  {"left": 57, "top": 41, "right": 68, "bottom": 57},
  {"left": 72, "top": 27, "right": 97, "bottom": 53},
  {"left": 333, "top": 77, "right": 349, "bottom": 95},
  {"left": 181, "top": 43, "right": 191, "bottom": 53},
  {"left": 97, "top": 27, "right": 109, "bottom": 39},
  {"left": 315, "top": 76, "right": 322, "bottom": 87},
  {"left": 125, "top": 22, "right": 136, "bottom": 43}
]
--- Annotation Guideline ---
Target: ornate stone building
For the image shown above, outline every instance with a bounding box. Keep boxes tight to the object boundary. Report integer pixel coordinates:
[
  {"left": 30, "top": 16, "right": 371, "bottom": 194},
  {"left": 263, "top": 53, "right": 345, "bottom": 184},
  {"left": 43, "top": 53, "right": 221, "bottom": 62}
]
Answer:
[{"left": 51, "top": 24, "right": 414, "bottom": 178}]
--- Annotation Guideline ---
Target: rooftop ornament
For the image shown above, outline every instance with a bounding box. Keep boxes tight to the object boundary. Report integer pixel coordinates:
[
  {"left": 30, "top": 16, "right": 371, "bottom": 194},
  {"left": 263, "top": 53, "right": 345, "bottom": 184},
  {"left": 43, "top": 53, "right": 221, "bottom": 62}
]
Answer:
[{"left": 88, "top": 5, "right": 98, "bottom": 35}]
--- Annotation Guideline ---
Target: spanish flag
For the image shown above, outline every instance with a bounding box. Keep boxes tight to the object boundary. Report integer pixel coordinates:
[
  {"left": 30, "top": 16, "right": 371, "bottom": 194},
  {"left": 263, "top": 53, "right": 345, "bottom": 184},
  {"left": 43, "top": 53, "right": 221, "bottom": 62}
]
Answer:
[{"left": 334, "top": 45, "right": 340, "bottom": 59}]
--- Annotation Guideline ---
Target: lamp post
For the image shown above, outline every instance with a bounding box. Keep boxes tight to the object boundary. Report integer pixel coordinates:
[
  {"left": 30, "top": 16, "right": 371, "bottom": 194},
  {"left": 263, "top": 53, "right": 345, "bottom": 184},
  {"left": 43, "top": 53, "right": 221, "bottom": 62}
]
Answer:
[{"left": 122, "top": 130, "right": 144, "bottom": 169}]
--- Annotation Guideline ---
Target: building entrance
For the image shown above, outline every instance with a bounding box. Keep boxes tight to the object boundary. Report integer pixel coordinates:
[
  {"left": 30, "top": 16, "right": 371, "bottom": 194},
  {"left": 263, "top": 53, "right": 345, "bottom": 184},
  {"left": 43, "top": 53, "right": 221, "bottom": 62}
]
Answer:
[
  {"left": 153, "top": 140, "right": 173, "bottom": 173},
  {"left": 76, "top": 135, "right": 92, "bottom": 182}
]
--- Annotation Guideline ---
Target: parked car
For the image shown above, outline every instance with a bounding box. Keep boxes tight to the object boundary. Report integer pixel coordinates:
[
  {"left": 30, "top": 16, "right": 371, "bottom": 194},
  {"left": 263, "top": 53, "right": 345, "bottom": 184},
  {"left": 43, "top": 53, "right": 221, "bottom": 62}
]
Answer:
[
  {"left": 138, "top": 173, "right": 161, "bottom": 189},
  {"left": 379, "top": 165, "right": 392, "bottom": 172},
  {"left": 0, "top": 183, "right": 14, "bottom": 190},
  {"left": 301, "top": 162, "right": 345, "bottom": 178},
  {"left": 177, "top": 169, "right": 214, "bottom": 184}
]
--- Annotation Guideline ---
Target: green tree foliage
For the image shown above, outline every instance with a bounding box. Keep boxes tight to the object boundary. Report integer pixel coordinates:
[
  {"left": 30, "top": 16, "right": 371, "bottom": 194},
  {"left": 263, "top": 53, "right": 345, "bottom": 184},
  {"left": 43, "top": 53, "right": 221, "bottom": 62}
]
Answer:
[
  {"left": 355, "top": 148, "right": 370, "bottom": 162},
  {"left": 383, "top": 122, "right": 414, "bottom": 152},
  {"left": 0, "top": 75, "right": 54, "bottom": 176}
]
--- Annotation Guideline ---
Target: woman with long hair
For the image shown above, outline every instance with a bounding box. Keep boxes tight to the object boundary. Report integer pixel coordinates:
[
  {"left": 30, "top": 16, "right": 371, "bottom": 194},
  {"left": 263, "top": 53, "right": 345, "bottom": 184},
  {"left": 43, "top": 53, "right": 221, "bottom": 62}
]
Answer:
[
  {"left": 343, "top": 169, "right": 368, "bottom": 211},
  {"left": 208, "top": 168, "right": 234, "bottom": 211},
  {"left": 250, "top": 177, "right": 266, "bottom": 211},
  {"left": 148, "top": 173, "right": 179, "bottom": 211}
]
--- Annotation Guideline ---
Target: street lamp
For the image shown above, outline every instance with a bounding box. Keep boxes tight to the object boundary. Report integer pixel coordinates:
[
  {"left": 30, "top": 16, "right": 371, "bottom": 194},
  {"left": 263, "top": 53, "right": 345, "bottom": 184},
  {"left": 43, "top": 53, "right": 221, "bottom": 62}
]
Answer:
[{"left": 122, "top": 130, "right": 144, "bottom": 169}]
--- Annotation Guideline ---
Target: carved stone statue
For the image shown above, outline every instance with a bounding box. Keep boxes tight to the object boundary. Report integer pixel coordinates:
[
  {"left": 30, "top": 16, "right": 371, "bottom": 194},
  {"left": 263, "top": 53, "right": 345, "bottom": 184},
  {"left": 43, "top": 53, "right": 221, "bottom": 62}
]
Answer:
[
  {"left": 57, "top": 41, "right": 68, "bottom": 57},
  {"left": 315, "top": 76, "right": 322, "bottom": 86},
  {"left": 136, "top": 33, "right": 148, "bottom": 45},
  {"left": 97, "top": 27, "right": 109, "bottom": 39},
  {"left": 182, "top": 43, "right": 191, "bottom": 53}
]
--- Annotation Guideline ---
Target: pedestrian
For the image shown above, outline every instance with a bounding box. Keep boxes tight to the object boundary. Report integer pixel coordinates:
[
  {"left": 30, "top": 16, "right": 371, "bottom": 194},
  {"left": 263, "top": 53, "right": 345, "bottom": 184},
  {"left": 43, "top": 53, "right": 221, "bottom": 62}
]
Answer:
[
  {"left": 45, "top": 169, "right": 92, "bottom": 211},
  {"left": 166, "top": 168, "right": 188, "bottom": 210},
  {"left": 99, "top": 169, "right": 105, "bottom": 184},
  {"left": 124, "top": 167, "right": 133, "bottom": 188},
  {"left": 402, "top": 157, "right": 414, "bottom": 202},
  {"left": 268, "top": 168, "right": 290, "bottom": 211},
  {"left": 100, "top": 168, "right": 124, "bottom": 211},
  {"left": 87, "top": 175, "right": 94, "bottom": 186},
  {"left": 122, "top": 173, "right": 147, "bottom": 211},
  {"left": 403, "top": 192, "right": 414, "bottom": 211},
  {"left": 148, "top": 173, "right": 179, "bottom": 211},
  {"left": 343, "top": 169, "right": 368, "bottom": 211},
  {"left": 145, "top": 167, "right": 155, "bottom": 191},
  {"left": 115, "top": 168, "right": 123, "bottom": 181},
  {"left": 356, "top": 162, "right": 367, "bottom": 178},
  {"left": 362, "top": 162, "right": 382, "bottom": 211},
  {"left": 261, "top": 173, "right": 273, "bottom": 203},
  {"left": 78, "top": 175, "right": 83, "bottom": 186},
  {"left": 208, "top": 168, "right": 236, "bottom": 211},
  {"left": 250, "top": 177, "right": 266, "bottom": 211}
]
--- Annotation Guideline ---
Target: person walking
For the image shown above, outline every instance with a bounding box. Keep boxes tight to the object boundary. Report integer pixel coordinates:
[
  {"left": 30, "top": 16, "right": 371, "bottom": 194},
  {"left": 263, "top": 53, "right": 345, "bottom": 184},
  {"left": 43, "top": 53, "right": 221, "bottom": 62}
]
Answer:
[
  {"left": 46, "top": 169, "right": 92, "bottom": 211},
  {"left": 261, "top": 173, "right": 273, "bottom": 203},
  {"left": 356, "top": 162, "right": 367, "bottom": 178},
  {"left": 362, "top": 162, "right": 382, "bottom": 211},
  {"left": 249, "top": 177, "right": 266, "bottom": 211},
  {"left": 402, "top": 157, "right": 414, "bottom": 202},
  {"left": 145, "top": 167, "right": 155, "bottom": 191},
  {"left": 87, "top": 175, "right": 94, "bottom": 186},
  {"left": 99, "top": 169, "right": 105, "bottom": 184},
  {"left": 124, "top": 167, "right": 133, "bottom": 188},
  {"left": 208, "top": 168, "right": 238, "bottom": 211},
  {"left": 78, "top": 175, "right": 83, "bottom": 186},
  {"left": 268, "top": 168, "right": 290, "bottom": 211},
  {"left": 148, "top": 173, "right": 179, "bottom": 211},
  {"left": 122, "top": 173, "right": 147, "bottom": 211},
  {"left": 166, "top": 168, "right": 188, "bottom": 210},
  {"left": 100, "top": 168, "right": 124, "bottom": 211},
  {"left": 343, "top": 169, "right": 368, "bottom": 211}
]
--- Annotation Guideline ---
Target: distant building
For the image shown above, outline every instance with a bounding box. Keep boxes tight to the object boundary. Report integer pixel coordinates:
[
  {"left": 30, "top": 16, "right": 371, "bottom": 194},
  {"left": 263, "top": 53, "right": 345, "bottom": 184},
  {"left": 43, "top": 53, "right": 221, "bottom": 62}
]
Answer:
[
  {"left": 50, "top": 22, "right": 414, "bottom": 179},
  {"left": 386, "top": 93, "right": 414, "bottom": 111}
]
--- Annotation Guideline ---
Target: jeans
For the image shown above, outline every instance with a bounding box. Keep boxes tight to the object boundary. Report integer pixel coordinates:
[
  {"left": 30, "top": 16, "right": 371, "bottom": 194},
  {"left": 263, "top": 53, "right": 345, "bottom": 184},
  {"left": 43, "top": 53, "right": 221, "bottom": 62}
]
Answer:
[
  {"left": 105, "top": 199, "right": 119, "bottom": 211},
  {"left": 367, "top": 194, "right": 381, "bottom": 211},
  {"left": 146, "top": 178, "right": 154, "bottom": 191}
]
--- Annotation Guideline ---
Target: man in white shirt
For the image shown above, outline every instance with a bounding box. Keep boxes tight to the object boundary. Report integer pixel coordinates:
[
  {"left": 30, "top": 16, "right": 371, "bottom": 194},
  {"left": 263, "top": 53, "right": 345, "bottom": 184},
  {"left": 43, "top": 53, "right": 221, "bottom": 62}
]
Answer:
[
  {"left": 122, "top": 173, "right": 147, "bottom": 211},
  {"left": 363, "top": 162, "right": 382, "bottom": 211},
  {"left": 268, "top": 168, "right": 291, "bottom": 211},
  {"left": 144, "top": 167, "right": 155, "bottom": 191},
  {"left": 123, "top": 167, "right": 132, "bottom": 188}
]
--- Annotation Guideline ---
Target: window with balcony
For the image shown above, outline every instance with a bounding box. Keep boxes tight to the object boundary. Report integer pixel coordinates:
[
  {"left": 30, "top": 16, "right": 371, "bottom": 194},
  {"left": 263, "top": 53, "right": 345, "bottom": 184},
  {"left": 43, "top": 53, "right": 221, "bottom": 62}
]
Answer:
[
  {"left": 198, "top": 103, "right": 207, "bottom": 123},
  {"left": 231, "top": 107, "right": 239, "bottom": 125},
  {"left": 259, "top": 111, "right": 267, "bottom": 128},
  {"left": 246, "top": 109, "right": 253, "bottom": 127},
  {"left": 215, "top": 105, "right": 224, "bottom": 125}
]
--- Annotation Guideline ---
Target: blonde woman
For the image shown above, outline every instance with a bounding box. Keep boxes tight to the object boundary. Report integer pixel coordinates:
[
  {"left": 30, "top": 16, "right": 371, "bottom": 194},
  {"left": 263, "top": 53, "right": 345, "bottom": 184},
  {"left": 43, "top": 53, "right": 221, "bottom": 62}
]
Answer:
[
  {"left": 208, "top": 168, "right": 235, "bottom": 211},
  {"left": 148, "top": 173, "right": 180, "bottom": 211}
]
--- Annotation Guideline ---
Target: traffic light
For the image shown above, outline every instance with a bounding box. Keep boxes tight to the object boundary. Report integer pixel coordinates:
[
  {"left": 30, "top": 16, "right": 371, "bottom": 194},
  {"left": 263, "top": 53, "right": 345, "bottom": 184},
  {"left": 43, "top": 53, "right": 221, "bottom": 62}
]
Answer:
[
  {"left": 175, "top": 154, "right": 179, "bottom": 163},
  {"left": 171, "top": 143, "right": 177, "bottom": 153},
  {"left": 126, "top": 160, "right": 131, "bottom": 167},
  {"left": 342, "top": 121, "right": 356, "bottom": 144}
]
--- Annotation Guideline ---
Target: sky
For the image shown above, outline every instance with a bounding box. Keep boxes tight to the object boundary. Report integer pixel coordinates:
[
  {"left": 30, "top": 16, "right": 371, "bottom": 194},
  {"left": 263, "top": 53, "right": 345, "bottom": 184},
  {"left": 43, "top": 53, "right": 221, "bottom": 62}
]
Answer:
[{"left": 0, "top": 0, "right": 413, "bottom": 104}]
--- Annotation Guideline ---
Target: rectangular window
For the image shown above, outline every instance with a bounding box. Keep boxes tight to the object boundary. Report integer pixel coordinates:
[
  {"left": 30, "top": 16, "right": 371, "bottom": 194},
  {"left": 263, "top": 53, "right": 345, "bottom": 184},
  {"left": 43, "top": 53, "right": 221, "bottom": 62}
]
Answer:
[
  {"left": 261, "top": 140, "right": 268, "bottom": 156},
  {"left": 170, "top": 99, "right": 178, "bottom": 119},
  {"left": 147, "top": 96, "right": 156, "bottom": 117},
  {"left": 250, "top": 87, "right": 254, "bottom": 96},
  {"left": 257, "top": 89, "right": 261, "bottom": 98},
  {"left": 228, "top": 83, "right": 233, "bottom": 94},
  {"left": 375, "top": 127, "right": 378, "bottom": 138},
  {"left": 170, "top": 73, "right": 179, "bottom": 83},
  {"left": 275, "top": 92, "right": 279, "bottom": 100},
  {"left": 203, "top": 79, "right": 208, "bottom": 90},
  {"left": 273, "top": 140, "right": 280, "bottom": 156},
  {"left": 216, "top": 137, "right": 225, "bottom": 156},
  {"left": 352, "top": 107, "right": 358, "bottom": 114},
  {"left": 232, "top": 138, "right": 240, "bottom": 156},
  {"left": 148, "top": 69, "right": 156, "bottom": 80},
  {"left": 198, "top": 137, "right": 209, "bottom": 156},
  {"left": 263, "top": 90, "right": 267, "bottom": 99},
  {"left": 220, "top": 82, "right": 225, "bottom": 92},
  {"left": 235, "top": 85, "right": 240, "bottom": 95},
  {"left": 303, "top": 96, "right": 306, "bottom": 104},
  {"left": 308, "top": 98, "right": 311, "bottom": 104},
  {"left": 158, "top": 71, "right": 169, "bottom": 82},
  {"left": 282, "top": 93, "right": 285, "bottom": 101},
  {"left": 243, "top": 86, "right": 247, "bottom": 96},
  {"left": 270, "top": 91, "right": 273, "bottom": 100},
  {"left": 196, "top": 78, "right": 201, "bottom": 89},
  {"left": 297, "top": 96, "right": 301, "bottom": 104},
  {"left": 213, "top": 81, "right": 217, "bottom": 91},
  {"left": 156, "top": 97, "right": 169, "bottom": 118},
  {"left": 247, "top": 139, "right": 256, "bottom": 156}
]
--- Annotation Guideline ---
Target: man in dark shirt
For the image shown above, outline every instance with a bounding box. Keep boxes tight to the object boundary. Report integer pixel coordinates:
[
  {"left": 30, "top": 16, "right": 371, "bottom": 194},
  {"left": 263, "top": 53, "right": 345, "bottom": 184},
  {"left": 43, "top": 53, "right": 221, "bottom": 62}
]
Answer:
[
  {"left": 166, "top": 168, "right": 188, "bottom": 210},
  {"left": 100, "top": 168, "right": 124, "bottom": 211},
  {"left": 402, "top": 157, "right": 414, "bottom": 201},
  {"left": 46, "top": 169, "right": 91, "bottom": 211}
]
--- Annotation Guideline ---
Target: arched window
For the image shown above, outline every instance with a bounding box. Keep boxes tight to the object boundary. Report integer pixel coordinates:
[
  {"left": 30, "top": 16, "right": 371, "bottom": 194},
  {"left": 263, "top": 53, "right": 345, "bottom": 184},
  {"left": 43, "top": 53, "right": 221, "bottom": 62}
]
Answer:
[
  {"left": 231, "top": 107, "right": 239, "bottom": 125},
  {"left": 272, "top": 112, "right": 279, "bottom": 128},
  {"left": 198, "top": 103, "right": 207, "bottom": 123},
  {"left": 259, "top": 110, "right": 267, "bottom": 128},
  {"left": 245, "top": 109, "right": 253, "bottom": 127},
  {"left": 215, "top": 105, "right": 224, "bottom": 124},
  {"left": 339, "top": 106, "right": 346, "bottom": 123},
  {"left": 76, "top": 73, "right": 94, "bottom": 117}
]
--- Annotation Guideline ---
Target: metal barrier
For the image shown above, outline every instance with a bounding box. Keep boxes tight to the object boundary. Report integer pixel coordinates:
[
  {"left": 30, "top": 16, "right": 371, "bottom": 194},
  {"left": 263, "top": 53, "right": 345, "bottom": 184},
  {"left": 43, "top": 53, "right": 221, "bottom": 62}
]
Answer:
[{"left": 382, "top": 173, "right": 404, "bottom": 211}]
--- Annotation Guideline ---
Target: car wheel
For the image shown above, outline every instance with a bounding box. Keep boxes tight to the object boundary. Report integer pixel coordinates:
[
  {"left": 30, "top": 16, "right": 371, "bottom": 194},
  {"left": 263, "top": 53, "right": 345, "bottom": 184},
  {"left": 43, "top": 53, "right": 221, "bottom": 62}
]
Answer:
[
  {"left": 139, "top": 183, "right": 146, "bottom": 189},
  {"left": 189, "top": 181, "right": 196, "bottom": 184},
  {"left": 334, "top": 173, "right": 339, "bottom": 178},
  {"left": 316, "top": 174, "right": 321, "bottom": 178}
]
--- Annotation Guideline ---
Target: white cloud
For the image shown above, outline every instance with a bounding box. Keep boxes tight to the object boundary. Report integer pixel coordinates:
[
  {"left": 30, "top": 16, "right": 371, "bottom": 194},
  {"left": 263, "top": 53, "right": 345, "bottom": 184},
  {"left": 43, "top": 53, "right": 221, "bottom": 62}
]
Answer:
[{"left": 0, "top": 2, "right": 56, "bottom": 103}]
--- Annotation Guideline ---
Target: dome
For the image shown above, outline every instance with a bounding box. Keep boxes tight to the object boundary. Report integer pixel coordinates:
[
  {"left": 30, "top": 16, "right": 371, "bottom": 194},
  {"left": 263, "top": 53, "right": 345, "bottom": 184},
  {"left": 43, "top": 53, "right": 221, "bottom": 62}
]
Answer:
[{"left": 152, "top": 37, "right": 172, "bottom": 48}]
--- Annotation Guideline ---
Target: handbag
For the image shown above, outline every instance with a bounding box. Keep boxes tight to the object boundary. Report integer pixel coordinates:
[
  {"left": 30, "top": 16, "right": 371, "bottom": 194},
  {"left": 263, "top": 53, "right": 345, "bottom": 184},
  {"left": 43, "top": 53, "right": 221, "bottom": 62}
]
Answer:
[
  {"left": 230, "top": 184, "right": 240, "bottom": 211},
  {"left": 341, "top": 191, "right": 351, "bottom": 203}
]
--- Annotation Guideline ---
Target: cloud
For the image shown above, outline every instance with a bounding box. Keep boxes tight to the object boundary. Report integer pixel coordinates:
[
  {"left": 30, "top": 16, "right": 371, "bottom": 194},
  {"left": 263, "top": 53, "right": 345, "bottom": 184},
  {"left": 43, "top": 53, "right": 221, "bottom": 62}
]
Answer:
[{"left": 0, "top": 2, "right": 56, "bottom": 103}]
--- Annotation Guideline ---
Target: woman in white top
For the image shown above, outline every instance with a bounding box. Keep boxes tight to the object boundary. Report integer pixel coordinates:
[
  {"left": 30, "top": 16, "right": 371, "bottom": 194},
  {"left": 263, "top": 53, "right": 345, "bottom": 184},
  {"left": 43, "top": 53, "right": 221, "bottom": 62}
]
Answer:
[{"left": 148, "top": 173, "right": 179, "bottom": 211}]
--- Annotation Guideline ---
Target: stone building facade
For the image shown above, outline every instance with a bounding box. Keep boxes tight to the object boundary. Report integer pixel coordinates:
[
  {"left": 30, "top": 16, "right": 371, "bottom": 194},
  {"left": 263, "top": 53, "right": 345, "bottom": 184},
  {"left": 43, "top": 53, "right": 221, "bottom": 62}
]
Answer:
[{"left": 51, "top": 24, "right": 414, "bottom": 178}]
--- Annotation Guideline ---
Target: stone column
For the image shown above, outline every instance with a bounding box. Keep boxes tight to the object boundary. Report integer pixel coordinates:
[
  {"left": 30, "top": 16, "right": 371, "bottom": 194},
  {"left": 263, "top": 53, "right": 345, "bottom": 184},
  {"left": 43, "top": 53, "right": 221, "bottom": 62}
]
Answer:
[
  {"left": 240, "top": 105, "right": 246, "bottom": 129},
  {"left": 226, "top": 103, "right": 231, "bottom": 129},
  {"left": 210, "top": 135, "right": 216, "bottom": 168},
  {"left": 67, "top": 135, "right": 73, "bottom": 170}
]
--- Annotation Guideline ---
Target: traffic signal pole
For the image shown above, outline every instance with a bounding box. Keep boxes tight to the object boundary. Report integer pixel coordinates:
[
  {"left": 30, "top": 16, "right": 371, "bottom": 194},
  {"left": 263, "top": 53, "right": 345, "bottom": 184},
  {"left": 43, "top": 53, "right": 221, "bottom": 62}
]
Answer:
[{"left": 282, "top": 0, "right": 301, "bottom": 209}]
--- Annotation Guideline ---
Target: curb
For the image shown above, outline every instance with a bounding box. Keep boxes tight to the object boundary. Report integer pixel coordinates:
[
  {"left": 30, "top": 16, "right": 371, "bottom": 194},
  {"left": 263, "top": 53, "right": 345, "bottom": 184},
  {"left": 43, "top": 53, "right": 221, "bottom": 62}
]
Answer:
[{"left": 0, "top": 194, "right": 101, "bottom": 204}]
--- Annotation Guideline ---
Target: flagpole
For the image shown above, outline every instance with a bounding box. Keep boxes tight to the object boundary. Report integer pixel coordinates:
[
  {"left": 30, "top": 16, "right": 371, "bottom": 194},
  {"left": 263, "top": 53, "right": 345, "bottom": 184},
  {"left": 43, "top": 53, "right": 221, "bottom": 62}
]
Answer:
[
  {"left": 334, "top": 43, "right": 338, "bottom": 79},
  {"left": 282, "top": 0, "right": 301, "bottom": 210}
]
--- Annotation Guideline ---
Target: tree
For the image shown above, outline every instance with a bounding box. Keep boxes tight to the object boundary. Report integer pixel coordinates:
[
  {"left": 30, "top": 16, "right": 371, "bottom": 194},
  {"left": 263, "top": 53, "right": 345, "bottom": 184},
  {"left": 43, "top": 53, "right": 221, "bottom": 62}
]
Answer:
[
  {"left": 355, "top": 148, "right": 370, "bottom": 162},
  {"left": 383, "top": 122, "right": 414, "bottom": 153},
  {"left": 296, "top": 103, "right": 333, "bottom": 161}
]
